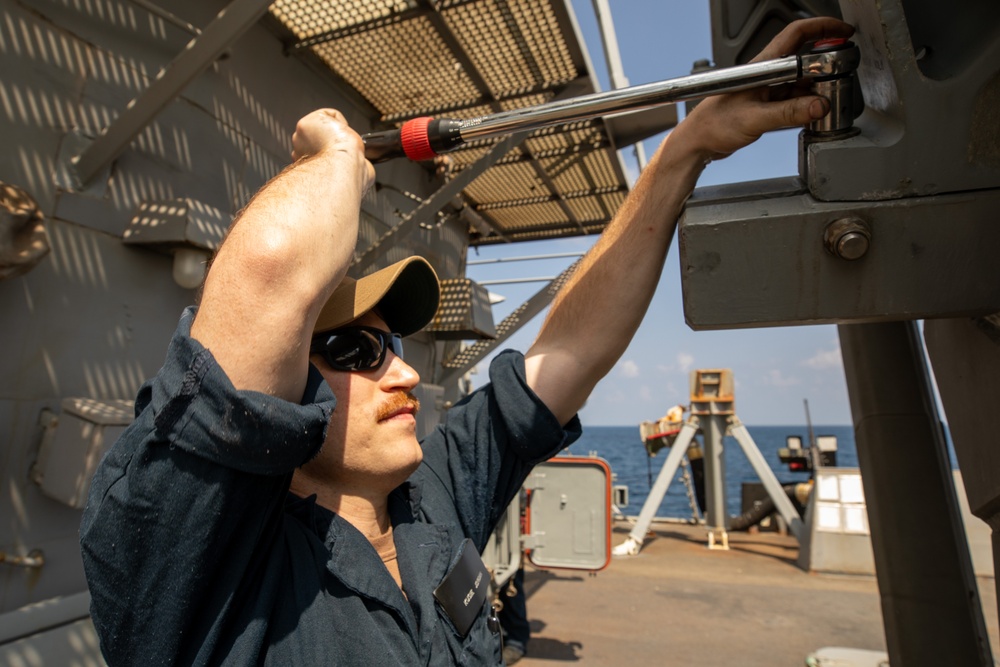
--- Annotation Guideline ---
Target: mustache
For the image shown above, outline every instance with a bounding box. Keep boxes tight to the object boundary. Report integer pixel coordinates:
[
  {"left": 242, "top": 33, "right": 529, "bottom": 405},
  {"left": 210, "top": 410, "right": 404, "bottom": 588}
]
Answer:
[{"left": 374, "top": 391, "right": 420, "bottom": 421}]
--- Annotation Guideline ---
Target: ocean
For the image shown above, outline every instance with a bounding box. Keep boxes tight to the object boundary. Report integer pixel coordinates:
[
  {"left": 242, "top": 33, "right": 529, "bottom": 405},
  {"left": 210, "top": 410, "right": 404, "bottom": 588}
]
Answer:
[
  {"left": 562, "top": 424, "right": 857, "bottom": 519},
  {"left": 563, "top": 424, "right": 959, "bottom": 519}
]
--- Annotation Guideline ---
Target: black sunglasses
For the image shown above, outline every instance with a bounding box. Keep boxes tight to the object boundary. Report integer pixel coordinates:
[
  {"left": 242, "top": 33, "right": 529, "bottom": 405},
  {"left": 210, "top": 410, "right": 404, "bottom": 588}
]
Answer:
[{"left": 310, "top": 326, "right": 404, "bottom": 372}]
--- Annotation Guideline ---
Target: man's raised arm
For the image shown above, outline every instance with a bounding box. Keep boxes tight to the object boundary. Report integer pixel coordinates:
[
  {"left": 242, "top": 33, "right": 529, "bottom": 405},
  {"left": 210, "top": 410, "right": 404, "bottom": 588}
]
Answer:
[
  {"left": 524, "top": 18, "right": 854, "bottom": 426},
  {"left": 190, "top": 109, "right": 375, "bottom": 402}
]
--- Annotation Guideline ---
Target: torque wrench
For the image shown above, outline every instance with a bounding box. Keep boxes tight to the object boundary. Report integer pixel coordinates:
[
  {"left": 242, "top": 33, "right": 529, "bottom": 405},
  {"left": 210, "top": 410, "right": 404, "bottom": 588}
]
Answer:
[{"left": 362, "top": 38, "right": 859, "bottom": 163}]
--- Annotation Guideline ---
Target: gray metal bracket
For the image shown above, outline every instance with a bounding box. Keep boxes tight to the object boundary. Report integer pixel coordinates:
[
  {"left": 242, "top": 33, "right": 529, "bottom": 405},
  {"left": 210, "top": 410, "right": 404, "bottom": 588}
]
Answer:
[
  {"left": 679, "top": 183, "right": 1000, "bottom": 330},
  {"left": 805, "top": 0, "right": 1000, "bottom": 201},
  {"left": 64, "top": 0, "right": 275, "bottom": 189},
  {"left": 54, "top": 130, "right": 109, "bottom": 197}
]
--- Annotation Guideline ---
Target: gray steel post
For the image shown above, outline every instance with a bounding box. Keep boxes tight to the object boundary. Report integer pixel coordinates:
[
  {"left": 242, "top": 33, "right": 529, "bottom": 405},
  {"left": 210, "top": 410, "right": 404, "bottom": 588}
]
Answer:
[
  {"left": 590, "top": 0, "right": 647, "bottom": 170},
  {"left": 702, "top": 414, "right": 727, "bottom": 533},
  {"left": 838, "top": 321, "right": 993, "bottom": 666},
  {"left": 924, "top": 315, "right": 1000, "bottom": 625}
]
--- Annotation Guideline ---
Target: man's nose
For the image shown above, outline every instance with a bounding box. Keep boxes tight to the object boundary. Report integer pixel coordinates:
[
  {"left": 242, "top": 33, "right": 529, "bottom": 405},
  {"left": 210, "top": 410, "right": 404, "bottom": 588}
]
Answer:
[{"left": 380, "top": 352, "right": 420, "bottom": 390}]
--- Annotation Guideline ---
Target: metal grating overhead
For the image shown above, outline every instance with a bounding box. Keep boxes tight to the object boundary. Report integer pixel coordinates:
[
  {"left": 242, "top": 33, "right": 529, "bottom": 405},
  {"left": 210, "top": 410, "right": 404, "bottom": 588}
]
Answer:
[{"left": 269, "top": 0, "right": 634, "bottom": 246}]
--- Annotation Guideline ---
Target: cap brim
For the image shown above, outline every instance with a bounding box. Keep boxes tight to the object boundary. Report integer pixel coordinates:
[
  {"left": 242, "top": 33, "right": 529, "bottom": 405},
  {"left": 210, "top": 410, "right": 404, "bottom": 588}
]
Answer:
[{"left": 313, "top": 257, "right": 440, "bottom": 337}]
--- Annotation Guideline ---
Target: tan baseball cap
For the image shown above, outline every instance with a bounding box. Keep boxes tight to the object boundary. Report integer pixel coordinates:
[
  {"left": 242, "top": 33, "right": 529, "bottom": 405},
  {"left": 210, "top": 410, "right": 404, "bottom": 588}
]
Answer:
[{"left": 313, "top": 257, "right": 440, "bottom": 337}]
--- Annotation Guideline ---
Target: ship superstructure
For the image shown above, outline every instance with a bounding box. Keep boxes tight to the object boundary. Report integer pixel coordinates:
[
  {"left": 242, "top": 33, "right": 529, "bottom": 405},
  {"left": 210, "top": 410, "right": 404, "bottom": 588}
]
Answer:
[{"left": 1, "top": 1, "right": 998, "bottom": 665}]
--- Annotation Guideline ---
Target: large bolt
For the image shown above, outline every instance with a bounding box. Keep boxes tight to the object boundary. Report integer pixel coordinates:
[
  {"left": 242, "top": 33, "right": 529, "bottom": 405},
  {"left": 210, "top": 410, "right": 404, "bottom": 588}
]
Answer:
[
  {"left": 804, "top": 38, "right": 861, "bottom": 141},
  {"left": 824, "top": 217, "right": 871, "bottom": 260}
]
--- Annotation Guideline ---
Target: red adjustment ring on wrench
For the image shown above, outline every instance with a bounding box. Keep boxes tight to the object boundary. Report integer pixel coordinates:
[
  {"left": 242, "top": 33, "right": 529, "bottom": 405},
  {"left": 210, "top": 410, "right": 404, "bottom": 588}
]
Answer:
[{"left": 401, "top": 117, "right": 436, "bottom": 161}]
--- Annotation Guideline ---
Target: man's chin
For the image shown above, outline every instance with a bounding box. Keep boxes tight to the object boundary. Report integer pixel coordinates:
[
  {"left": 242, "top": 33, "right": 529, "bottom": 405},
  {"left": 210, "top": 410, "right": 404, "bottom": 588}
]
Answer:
[
  {"left": 380, "top": 451, "right": 422, "bottom": 493},
  {"left": 386, "top": 435, "right": 423, "bottom": 471}
]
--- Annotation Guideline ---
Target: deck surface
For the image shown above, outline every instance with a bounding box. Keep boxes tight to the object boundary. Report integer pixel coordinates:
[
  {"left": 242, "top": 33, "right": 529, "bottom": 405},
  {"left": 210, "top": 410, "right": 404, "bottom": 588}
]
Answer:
[{"left": 513, "top": 520, "right": 999, "bottom": 666}]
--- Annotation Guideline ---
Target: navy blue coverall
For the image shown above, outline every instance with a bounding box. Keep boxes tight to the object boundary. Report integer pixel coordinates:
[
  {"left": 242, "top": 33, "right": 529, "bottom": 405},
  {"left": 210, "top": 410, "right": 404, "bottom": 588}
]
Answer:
[{"left": 80, "top": 308, "right": 581, "bottom": 666}]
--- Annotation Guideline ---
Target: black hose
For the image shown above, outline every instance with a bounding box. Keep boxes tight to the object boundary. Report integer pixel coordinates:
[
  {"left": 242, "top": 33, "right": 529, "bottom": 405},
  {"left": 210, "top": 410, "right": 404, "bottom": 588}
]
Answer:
[{"left": 728, "top": 483, "right": 803, "bottom": 532}]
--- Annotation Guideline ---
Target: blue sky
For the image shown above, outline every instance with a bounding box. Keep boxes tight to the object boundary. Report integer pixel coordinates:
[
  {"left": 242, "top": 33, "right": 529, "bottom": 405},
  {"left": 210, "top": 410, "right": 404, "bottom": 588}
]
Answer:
[{"left": 464, "top": 1, "right": 853, "bottom": 426}]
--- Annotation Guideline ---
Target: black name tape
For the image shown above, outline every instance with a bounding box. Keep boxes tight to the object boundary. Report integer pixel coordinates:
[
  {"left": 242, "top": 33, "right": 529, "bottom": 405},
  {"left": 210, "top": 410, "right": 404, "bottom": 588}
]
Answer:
[{"left": 433, "top": 539, "right": 490, "bottom": 637}]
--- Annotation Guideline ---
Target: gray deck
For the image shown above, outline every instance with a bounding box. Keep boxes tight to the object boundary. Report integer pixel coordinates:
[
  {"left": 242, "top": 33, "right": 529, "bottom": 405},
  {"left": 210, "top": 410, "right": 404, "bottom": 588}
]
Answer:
[{"left": 515, "top": 520, "right": 999, "bottom": 666}]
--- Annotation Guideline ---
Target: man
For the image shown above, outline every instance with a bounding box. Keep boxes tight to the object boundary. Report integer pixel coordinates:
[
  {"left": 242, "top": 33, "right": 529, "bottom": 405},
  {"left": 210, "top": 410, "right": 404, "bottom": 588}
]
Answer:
[
  {"left": 498, "top": 548, "right": 530, "bottom": 663},
  {"left": 81, "top": 17, "right": 852, "bottom": 666}
]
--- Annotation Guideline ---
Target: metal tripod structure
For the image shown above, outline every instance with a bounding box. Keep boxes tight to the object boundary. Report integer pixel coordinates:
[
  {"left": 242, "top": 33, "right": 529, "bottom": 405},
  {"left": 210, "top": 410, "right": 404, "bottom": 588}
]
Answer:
[{"left": 614, "top": 370, "right": 804, "bottom": 556}]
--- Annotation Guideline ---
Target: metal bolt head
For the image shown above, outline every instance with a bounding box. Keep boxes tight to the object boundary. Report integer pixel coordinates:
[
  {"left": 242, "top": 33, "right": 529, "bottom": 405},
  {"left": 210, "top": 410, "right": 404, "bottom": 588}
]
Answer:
[
  {"left": 836, "top": 231, "right": 870, "bottom": 260},
  {"left": 824, "top": 217, "right": 871, "bottom": 260}
]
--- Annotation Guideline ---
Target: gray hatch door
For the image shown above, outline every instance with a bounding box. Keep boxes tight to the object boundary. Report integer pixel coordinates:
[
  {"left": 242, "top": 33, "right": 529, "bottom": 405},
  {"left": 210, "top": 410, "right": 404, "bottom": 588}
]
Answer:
[{"left": 524, "top": 456, "right": 612, "bottom": 571}]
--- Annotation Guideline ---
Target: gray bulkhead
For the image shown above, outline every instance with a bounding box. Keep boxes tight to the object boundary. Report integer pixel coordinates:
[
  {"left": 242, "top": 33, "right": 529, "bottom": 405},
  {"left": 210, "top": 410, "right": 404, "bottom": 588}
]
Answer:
[{"left": 0, "top": 0, "right": 465, "bottom": 627}]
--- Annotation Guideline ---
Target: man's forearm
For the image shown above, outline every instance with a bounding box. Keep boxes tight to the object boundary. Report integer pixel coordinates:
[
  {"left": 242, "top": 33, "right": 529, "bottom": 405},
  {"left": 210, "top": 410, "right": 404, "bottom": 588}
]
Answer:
[
  {"left": 525, "top": 131, "right": 708, "bottom": 424},
  {"left": 523, "top": 18, "right": 852, "bottom": 426},
  {"left": 192, "top": 124, "right": 370, "bottom": 401}
]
